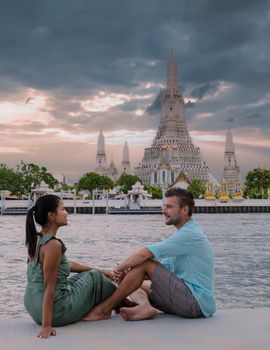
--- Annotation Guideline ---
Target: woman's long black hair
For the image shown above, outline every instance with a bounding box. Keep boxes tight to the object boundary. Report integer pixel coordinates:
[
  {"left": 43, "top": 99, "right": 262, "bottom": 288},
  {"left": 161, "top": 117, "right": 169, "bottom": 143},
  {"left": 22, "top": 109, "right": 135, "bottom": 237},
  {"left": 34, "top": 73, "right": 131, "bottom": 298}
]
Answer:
[{"left": 25, "top": 194, "right": 61, "bottom": 259}]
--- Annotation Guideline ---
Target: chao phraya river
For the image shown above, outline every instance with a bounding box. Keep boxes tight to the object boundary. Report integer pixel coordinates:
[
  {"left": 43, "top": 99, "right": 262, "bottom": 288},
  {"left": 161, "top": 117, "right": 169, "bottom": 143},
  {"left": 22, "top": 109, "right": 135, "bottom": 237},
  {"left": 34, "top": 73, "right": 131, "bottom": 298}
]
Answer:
[{"left": 0, "top": 213, "right": 269, "bottom": 318}]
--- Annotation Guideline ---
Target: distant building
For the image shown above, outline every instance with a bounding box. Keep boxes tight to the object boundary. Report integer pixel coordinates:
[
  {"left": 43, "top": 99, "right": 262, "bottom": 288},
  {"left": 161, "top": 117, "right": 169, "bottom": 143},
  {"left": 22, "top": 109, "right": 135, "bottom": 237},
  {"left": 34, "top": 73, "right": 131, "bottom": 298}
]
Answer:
[
  {"left": 222, "top": 129, "right": 241, "bottom": 194},
  {"left": 134, "top": 49, "right": 209, "bottom": 189},
  {"left": 94, "top": 131, "right": 132, "bottom": 180}
]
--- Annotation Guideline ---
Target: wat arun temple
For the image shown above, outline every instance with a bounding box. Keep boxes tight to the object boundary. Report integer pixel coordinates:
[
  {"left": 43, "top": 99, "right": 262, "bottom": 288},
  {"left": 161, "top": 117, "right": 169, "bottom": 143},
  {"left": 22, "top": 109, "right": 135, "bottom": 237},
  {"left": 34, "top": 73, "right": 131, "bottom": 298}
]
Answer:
[
  {"left": 95, "top": 50, "right": 241, "bottom": 193},
  {"left": 134, "top": 50, "right": 209, "bottom": 188}
]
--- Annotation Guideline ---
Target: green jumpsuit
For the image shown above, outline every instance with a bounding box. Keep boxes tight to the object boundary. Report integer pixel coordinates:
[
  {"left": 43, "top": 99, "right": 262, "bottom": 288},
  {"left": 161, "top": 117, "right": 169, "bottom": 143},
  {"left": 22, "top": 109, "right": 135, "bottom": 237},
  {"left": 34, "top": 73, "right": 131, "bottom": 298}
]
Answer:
[{"left": 24, "top": 234, "right": 116, "bottom": 326}]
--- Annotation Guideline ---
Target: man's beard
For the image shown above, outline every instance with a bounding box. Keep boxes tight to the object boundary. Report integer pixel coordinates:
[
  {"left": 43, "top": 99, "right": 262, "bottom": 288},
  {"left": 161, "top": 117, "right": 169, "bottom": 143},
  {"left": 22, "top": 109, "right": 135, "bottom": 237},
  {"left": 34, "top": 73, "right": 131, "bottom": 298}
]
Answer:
[{"left": 165, "top": 216, "right": 181, "bottom": 226}]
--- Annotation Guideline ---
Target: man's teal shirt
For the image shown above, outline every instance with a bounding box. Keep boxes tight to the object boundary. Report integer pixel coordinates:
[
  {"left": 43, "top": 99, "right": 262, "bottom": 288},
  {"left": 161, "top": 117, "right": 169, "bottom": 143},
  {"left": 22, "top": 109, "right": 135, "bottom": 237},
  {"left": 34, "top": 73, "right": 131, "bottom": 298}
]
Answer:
[{"left": 146, "top": 219, "right": 216, "bottom": 317}]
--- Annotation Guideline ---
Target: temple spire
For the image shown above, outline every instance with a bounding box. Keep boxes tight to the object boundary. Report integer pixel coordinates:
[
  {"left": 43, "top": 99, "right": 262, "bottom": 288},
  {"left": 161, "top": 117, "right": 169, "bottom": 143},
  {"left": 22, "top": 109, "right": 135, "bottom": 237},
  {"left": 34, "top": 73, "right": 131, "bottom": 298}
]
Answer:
[
  {"left": 167, "top": 48, "right": 179, "bottom": 90},
  {"left": 135, "top": 50, "right": 209, "bottom": 188},
  {"left": 222, "top": 129, "right": 241, "bottom": 194},
  {"left": 225, "top": 129, "right": 235, "bottom": 153},
  {"left": 97, "top": 130, "right": 105, "bottom": 155},
  {"left": 95, "top": 130, "right": 107, "bottom": 174},
  {"left": 121, "top": 140, "right": 131, "bottom": 174},
  {"left": 107, "top": 151, "right": 118, "bottom": 181}
]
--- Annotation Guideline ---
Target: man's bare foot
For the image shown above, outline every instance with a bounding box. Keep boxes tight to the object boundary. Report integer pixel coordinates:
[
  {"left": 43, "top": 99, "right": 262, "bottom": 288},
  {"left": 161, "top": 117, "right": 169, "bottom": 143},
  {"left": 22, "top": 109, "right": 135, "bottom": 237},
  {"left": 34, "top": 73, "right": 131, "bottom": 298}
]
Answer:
[
  {"left": 114, "top": 298, "right": 137, "bottom": 314},
  {"left": 81, "top": 305, "right": 111, "bottom": 321},
  {"left": 119, "top": 305, "right": 157, "bottom": 321}
]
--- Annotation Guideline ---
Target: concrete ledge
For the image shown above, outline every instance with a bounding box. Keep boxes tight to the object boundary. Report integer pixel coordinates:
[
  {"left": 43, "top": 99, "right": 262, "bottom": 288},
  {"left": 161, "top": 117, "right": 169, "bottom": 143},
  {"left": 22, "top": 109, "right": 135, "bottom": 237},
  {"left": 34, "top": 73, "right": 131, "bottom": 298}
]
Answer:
[{"left": 0, "top": 308, "right": 269, "bottom": 350}]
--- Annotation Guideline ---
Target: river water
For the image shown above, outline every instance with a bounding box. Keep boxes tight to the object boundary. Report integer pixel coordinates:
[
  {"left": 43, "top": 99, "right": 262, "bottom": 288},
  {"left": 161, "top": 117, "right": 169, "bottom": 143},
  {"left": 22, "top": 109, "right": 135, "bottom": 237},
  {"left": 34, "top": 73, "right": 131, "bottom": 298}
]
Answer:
[{"left": 0, "top": 213, "right": 269, "bottom": 318}]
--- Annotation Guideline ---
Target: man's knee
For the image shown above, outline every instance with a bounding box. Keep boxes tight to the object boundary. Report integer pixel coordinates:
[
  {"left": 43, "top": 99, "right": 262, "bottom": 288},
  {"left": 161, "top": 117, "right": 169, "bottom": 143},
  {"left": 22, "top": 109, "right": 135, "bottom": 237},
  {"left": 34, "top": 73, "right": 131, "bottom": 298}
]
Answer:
[
  {"left": 141, "top": 259, "right": 158, "bottom": 278},
  {"left": 130, "top": 260, "right": 157, "bottom": 278}
]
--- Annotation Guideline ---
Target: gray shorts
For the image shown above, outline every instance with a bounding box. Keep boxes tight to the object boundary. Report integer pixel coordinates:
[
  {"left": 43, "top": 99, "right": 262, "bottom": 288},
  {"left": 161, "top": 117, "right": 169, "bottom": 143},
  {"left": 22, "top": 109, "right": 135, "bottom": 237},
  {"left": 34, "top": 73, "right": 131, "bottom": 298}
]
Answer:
[{"left": 149, "top": 263, "right": 203, "bottom": 318}]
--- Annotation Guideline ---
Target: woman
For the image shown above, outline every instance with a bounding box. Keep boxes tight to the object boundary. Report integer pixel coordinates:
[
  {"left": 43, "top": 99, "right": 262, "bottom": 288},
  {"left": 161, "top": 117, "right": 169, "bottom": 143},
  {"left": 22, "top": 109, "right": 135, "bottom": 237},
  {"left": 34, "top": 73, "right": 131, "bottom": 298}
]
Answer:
[{"left": 24, "top": 194, "right": 116, "bottom": 339}]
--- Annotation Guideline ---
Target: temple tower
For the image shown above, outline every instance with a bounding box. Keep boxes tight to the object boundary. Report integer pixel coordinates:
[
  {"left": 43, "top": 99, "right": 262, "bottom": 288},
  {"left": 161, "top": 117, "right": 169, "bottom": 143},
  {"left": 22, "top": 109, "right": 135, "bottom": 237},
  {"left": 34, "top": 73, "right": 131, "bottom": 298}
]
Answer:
[
  {"left": 107, "top": 154, "right": 118, "bottom": 181},
  {"left": 135, "top": 49, "right": 209, "bottom": 189},
  {"left": 95, "top": 130, "right": 107, "bottom": 175},
  {"left": 222, "top": 129, "right": 241, "bottom": 194},
  {"left": 121, "top": 141, "right": 131, "bottom": 174}
]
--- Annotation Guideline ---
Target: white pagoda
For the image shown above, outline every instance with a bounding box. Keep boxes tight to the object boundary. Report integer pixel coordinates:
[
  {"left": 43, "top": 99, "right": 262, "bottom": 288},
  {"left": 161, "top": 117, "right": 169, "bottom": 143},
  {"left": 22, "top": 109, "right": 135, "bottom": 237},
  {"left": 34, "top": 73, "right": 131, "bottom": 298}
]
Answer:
[
  {"left": 121, "top": 140, "right": 131, "bottom": 174},
  {"left": 95, "top": 130, "right": 107, "bottom": 176},
  {"left": 95, "top": 132, "right": 133, "bottom": 180},
  {"left": 222, "top": 129, "right": 241, "bottom": 194},
  {"left": 135, "top": 50, "right": 209, "bottom": 189}
]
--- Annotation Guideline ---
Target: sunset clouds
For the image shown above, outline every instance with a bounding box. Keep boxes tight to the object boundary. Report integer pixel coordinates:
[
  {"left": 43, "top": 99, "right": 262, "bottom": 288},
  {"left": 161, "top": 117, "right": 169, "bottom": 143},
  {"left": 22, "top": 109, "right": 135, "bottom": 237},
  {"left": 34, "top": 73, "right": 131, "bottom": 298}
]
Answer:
[{"left": 0, "top": 0, "right": 269, "bottom": 181}]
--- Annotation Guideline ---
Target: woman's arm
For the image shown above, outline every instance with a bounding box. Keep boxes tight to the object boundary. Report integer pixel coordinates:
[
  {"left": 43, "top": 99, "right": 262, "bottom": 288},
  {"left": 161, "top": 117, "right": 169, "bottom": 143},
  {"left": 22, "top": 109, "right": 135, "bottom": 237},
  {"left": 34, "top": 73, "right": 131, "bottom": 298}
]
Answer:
[
  {"left": 38, "top": 239, "right": 62, "bottom": 339},
  {"left": 69, "top": 260, "right": 92, "bottom": 272},
  {"left": 69, "top": 260, "right": 113, "bottom": 280}
]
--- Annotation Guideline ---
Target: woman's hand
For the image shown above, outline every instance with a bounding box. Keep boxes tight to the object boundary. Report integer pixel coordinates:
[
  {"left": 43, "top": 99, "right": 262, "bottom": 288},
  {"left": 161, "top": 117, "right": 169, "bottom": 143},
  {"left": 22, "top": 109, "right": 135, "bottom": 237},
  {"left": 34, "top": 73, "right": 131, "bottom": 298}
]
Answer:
[
  {"left": 113, "top": 266, "right": 128, "bottom": 285},
  {"left": 37, "top": 325, "right": 56, "bottom": 339},
  {"left": 99, "top": 269, "right": 114, "bottom": 280}
]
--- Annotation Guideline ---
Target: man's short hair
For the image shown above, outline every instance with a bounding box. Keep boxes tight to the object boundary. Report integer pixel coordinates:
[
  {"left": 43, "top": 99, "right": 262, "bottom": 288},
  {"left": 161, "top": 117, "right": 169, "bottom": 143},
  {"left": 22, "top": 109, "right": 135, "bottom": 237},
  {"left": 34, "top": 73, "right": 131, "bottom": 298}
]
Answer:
[{"left": 165, "top": 188, "right": 195, "bottom": 216}]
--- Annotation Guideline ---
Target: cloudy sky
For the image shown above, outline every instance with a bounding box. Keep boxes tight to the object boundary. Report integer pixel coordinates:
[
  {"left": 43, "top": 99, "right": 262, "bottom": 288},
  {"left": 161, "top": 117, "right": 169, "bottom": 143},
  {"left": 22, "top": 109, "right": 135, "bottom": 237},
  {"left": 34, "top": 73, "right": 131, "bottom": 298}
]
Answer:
[{"left": 1, "top": 0, "right": 270, "bottom": 182}]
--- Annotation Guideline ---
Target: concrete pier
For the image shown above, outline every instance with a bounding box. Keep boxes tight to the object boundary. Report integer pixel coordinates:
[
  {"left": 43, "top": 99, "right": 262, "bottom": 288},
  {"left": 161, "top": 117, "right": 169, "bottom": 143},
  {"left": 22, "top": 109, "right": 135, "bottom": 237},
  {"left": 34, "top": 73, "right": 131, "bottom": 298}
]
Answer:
[
  {"left": 1, "top": 308, "right": 269, "bottom": 350},
  {"left": 1, "top": 198, "right": 270, "bottom": 214}
]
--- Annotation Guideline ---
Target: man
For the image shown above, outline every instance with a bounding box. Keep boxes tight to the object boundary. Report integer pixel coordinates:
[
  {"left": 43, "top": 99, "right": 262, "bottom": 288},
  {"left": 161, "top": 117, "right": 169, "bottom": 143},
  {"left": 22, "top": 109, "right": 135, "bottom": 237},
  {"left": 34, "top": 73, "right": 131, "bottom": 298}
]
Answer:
[{"left": 83, "top": 187, "right": 216, "bottom": 321}]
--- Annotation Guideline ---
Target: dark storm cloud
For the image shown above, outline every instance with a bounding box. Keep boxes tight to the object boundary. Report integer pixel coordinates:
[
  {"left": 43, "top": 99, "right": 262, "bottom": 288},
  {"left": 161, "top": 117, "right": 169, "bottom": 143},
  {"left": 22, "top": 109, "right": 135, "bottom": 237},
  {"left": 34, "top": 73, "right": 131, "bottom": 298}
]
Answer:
[
  {"left": 1, "top": 0, "right": 268, "bottom": 89},
  {"left": 245, "top": 113, "right": 263, "bottom": 119},
  {"left": 1, "top": 0, "right": 270, "bottom": 144},
  {"left": 0, "top": 0, "right": 171, "bottom": 93},
  {"left": 146, "top": 89, "right": 164, "bottom": 115},
  {"left": 191, "top": 83, "right": 219, "bottom": 100}
]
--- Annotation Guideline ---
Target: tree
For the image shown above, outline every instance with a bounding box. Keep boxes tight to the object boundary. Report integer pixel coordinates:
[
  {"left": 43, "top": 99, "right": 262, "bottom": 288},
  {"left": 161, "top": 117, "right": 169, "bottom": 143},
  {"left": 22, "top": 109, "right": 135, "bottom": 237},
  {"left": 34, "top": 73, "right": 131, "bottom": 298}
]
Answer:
[
  {"left": 77, "top": 172, "right": 113, "bottom": 192},
  {"left": 187, "top": 179, "right": 206, "bottom": 199},
  {"left": 16, "top": 161, "right": 59, "bottom": 194},
  {"left": 60, "top": 183, "right": 76, "bottom": 192},
  {"left": 244, "top": 168, "right": 270, "bottom": 199},
  {"left": 144, "top": 185, "right": 163, "bottom": 199},
  {"left": 117, "top": 174, "right": 141, "bottom": 193},
  {"left": 0, "top": 164, "right": 23, "bottom": 195}
]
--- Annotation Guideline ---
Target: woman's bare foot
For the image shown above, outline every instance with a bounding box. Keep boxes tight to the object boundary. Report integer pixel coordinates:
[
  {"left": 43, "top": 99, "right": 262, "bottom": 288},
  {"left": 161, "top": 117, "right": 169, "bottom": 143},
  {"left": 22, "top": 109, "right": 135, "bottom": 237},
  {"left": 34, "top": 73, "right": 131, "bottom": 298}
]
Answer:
[
  {"left": 81, "top": 305, "right": 112, "bottom": 321},
  {"left": 119, "top": 304, "right": 157, "bottom": 321}
]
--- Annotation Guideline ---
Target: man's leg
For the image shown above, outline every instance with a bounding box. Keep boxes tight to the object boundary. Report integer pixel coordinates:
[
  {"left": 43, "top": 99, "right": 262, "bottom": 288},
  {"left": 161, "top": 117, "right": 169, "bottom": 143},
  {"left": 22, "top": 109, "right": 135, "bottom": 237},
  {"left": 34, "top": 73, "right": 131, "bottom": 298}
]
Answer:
[
  {"left": 119, "top": 287, "right": 157, "bottom": 321},
  {"left": 82, "top": 260, "right": 157, "bottom": 321},
  {"left": 148, "top": 264, "right": 203, "bottom": 318}
]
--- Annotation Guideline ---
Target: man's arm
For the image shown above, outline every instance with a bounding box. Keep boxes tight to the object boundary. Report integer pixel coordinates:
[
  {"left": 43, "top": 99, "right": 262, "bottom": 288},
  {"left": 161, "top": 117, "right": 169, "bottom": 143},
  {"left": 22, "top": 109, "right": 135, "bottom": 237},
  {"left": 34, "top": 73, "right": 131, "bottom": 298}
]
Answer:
[{"left": 115, "top": 248, "right": 153, "bottom": 272}]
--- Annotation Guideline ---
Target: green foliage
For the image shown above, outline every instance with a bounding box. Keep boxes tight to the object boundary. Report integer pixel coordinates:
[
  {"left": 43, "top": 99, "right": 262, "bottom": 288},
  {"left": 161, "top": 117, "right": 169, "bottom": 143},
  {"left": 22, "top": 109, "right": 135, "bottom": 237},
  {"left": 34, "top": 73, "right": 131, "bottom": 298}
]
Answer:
[
  {"left": 60, "top": 183, "right": 76, "bottom": 192},
  {"left": 0, "top": 164, "right": 23, "bottom": 195},
  {"left": 77, "top": 172, "right": 113, "bottom": 192},
  {"left": 117, "top": 174, "right": 141, "bottom": 193},
  {"left": 144, "top": 185, "right": 162, "bottom": 199},
  {"left": 16, "top": 161, "right": 59, "bottom": 194},
  {"left": 244, "top": 168, "right": 270, "bottom": 199},
  {"left": 187, "top": 179, "right": 206, "bottom": 199}
]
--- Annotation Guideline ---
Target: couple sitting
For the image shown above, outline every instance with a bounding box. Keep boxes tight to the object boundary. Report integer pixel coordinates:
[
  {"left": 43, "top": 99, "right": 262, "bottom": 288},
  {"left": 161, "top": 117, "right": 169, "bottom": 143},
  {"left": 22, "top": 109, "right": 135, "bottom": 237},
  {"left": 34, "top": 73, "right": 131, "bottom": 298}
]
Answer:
[{"left": 24, "top": 188, "right": 216, "bottom": 339}]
